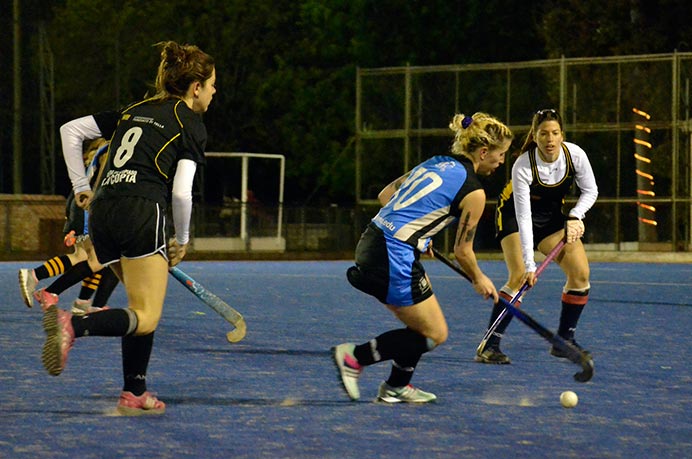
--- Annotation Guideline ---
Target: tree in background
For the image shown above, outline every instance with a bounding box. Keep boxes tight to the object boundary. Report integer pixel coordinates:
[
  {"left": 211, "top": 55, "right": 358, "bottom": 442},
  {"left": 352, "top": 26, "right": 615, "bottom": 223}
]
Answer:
[
  {"left": 3, "top": 0, "right": 691, "bottom": 203},
  {"left": 540, "top": 0, "right": 692, "bottom": 57}
]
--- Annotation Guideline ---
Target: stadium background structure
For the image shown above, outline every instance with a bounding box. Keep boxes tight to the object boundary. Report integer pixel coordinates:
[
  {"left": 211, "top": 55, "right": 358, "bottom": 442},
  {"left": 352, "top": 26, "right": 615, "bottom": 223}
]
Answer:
[
  {"left": 354, "top": 52, "right": 692, "bottom": 254},
  {"left": 3, "top": 52, "right": 692, "bottom": 260}
]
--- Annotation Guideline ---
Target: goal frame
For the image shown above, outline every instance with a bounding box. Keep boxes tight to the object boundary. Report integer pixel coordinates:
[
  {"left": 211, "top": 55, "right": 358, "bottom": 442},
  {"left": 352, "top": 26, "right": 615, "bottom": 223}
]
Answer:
[{"left": 195, "top": 152, "right": 286, "bottom": 252}]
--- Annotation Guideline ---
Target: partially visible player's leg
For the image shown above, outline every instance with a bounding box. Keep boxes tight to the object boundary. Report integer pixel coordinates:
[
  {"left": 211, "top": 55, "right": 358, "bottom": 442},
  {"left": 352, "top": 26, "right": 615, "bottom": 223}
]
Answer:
[
  {"left": 39, "top": 240, "right": 134, "bottom": 378},
  {"left": 372, "top": 295, "right": 443, "bottom": 403},
  {"left": 91, "top": 267, "right": 119, "bottom": 309},
  {"left": 33, "top": 261, "right": 93, "bottom": 310},
  {"left": 333, "top": 294, "right": 443, "bottom": 403},
  {"left": 476, "top": 232, "right": 523, "bottom": 364},
  {"left": 335, "top": 228, "right": 439, "bottom": 403},
  {"left": 546, "top": 237, "right": 591, "bottom": 357},
  {"left": 114, "top": 254, "right": 168, "bottom": 415},
  {"left": 71, "top": 272, "right": 101, "bottom": 315},
  {"left": 19, "top": 255, "right": 74, "bottom": 308},
  {"left": 41, "top": 294, "right": 138, "bottom": 377},
  {"left": 117, "top": 332, "right": 164, "bottom": 416},
  {"left": 35, "top": 238, "right": 108, "bottom": 312}
]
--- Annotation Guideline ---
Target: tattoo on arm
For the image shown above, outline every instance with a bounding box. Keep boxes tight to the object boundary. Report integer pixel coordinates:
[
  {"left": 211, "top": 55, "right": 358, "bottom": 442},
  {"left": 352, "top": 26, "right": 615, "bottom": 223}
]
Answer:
[
  {"left": 455, "top": 212, "right": 477, "bottom": 246},
  {"left": 465, "top": 226, "right": 476, "bottom": 243}
]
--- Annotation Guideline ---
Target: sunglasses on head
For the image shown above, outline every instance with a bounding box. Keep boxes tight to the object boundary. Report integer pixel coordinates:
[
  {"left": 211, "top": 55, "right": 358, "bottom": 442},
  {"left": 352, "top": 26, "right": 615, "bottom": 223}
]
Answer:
[{"left": 536, "top": 108, "right": 558, "bottom": 116}]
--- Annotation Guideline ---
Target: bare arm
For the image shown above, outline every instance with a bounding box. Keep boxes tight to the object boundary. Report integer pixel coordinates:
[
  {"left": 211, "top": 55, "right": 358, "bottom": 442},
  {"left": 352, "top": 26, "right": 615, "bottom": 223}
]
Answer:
[
  {"left": 377, "top": 173, "right": 409, "bottom": 205},
  {"left": 453, "top": 189, "right": 498, "bottom": 302}
]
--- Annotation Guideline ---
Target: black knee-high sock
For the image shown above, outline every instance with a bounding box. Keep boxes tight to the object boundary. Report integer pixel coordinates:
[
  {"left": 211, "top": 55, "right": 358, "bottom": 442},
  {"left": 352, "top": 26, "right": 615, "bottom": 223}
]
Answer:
[
  {"left": 71, "top": 308, "right": 138, "bottom": 338},
  {"left": 558, "top": 289, "right": 589, "bottom": 340},
  {"left": 34, "top": 255, "right": 73, "bottom": 281},
  {"left": 353, "top": 328, "right": 432, "bottom": 366},
  {"left": 92, "top": 268, "right": 119, "bottom": 308},
  {"left": 45, "top": 261, "right": 93, "bottom": 295},
  {"left": 122, "top": 332, "right": 155, "bottom": 396},
  {"left": 387, "top": 352, "right": 423, "bottom": 388},
  {"left": 78, "top": 273, "right": 102, "bottom": 301}
]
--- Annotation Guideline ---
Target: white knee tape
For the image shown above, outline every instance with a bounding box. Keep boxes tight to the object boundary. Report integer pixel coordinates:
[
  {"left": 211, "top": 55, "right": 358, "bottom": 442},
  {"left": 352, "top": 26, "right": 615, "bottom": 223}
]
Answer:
[
  {"left": 426, "top": 337, "right": 438, "bottom": 351},
  {"left": 563, "top": 283, "right": 590, "bottom": 294}
]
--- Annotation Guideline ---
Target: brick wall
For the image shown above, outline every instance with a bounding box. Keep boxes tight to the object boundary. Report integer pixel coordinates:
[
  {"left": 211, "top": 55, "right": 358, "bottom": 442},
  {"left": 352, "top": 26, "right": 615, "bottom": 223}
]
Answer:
[{"left": 0, "top": 194, "right": 67, "bottom": 258}]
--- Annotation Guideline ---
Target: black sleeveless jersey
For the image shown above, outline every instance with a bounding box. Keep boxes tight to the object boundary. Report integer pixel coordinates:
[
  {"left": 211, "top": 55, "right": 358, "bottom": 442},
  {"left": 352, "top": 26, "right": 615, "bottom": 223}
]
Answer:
[
  {"left": 94, "top": 98, "right": 207, "bottom": 206},
  {"left": 497, "top": 143, "right": 576, "bottom": 228}
]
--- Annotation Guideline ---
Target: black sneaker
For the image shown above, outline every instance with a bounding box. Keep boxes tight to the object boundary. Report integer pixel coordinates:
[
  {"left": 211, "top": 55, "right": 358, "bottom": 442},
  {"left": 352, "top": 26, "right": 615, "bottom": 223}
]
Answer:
[
  {"left": 550, "top": 339, "right": 590, "bottom": 359},
  {"left": 475, "top": 345, "right": 511, "bottom": 364}
]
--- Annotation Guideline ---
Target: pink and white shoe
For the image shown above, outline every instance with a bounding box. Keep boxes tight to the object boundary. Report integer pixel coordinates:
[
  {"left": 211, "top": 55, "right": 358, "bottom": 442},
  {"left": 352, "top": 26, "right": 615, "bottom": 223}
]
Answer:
[
  {"left": 116, "top": 391, "right": 166, "bottom": 416},
  {"left": 332, "top": 343, "right": 363, "bottom": 401},
  {"left": 34, "top": 288, "right": 59, "bottom": 312},
  {"left": 41, "top": 306, "right": 75, "bottom": 376}
]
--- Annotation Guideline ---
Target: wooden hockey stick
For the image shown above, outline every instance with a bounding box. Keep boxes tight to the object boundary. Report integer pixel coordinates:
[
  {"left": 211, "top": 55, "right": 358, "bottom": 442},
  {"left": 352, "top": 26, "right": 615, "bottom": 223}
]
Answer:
[{"left": 169, "top": 267, "right": 247, "bottom": 343}]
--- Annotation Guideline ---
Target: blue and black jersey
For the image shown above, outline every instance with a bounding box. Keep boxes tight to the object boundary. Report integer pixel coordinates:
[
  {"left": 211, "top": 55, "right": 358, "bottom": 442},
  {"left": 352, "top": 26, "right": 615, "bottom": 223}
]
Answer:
[{"left": 371, "top": 155, "right": 483, "bottom": 252}]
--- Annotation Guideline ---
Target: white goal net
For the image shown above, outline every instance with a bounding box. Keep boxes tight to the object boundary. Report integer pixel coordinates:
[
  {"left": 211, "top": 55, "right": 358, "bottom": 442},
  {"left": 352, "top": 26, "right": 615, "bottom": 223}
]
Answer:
[{"left": 193, "top": 152, "right": 286, "bottom": 252}]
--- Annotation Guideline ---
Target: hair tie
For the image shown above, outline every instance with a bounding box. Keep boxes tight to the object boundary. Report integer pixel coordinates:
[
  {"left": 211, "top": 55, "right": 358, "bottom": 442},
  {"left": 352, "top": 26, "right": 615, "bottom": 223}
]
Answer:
[{"left": 461, "top": 116, "right": 473, "bottom": 129}]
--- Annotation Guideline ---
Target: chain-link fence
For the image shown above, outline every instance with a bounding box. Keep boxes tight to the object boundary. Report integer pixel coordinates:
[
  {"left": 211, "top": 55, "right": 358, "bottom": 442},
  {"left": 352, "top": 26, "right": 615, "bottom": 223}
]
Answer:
[
  {"left": 192, "top": 204, "right": 376, "bottom": 254},
  {"left": 9, "top": 55, "right": 692, "bottom": 259},
  {"left": 355, "top": 52, "right": 692, "bottom": 252}
]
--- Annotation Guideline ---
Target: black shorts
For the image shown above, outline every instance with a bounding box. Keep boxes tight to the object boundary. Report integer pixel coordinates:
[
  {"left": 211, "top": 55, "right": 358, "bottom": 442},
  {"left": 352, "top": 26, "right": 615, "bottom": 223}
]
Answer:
[
  {"left": 347, "top": 223, "right": 433, "bottom": 306},
  {"left": 495, "top": 209, "right": 566, "bottom": 249},
  {"left": 89, "top": 196, "right": 168, "bottom": 265}
]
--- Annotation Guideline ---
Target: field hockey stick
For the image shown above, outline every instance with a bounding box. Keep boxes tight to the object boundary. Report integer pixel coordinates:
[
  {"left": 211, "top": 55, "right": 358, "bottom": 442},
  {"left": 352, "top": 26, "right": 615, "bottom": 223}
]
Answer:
[
  {"left": 475, "top": 239, "right": 566, "bottom": 354},
  {"left": 431, "top": 246, "right": 593, "bottom": 382},
  {"left": 169, "top": 267, "right": 247, "bottom": 343},
  {"left": 497, "top": 297, "right": 594, "bottom": 382}
]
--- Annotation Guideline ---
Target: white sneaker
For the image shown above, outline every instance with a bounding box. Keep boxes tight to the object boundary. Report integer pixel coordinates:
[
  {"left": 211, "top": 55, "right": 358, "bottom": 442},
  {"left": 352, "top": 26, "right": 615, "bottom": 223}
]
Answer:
[
  {"left": 333, "top": 343, "right": 362, "bottom": 400},
  {"left": 18, "top": 269, "right": 38, "bottom": 308},
  {"left": 71, "top": 299, "right": 109, "bottom": 316},
  {"left": 377, "top": 382, "right": 437, "bottom": 404}
]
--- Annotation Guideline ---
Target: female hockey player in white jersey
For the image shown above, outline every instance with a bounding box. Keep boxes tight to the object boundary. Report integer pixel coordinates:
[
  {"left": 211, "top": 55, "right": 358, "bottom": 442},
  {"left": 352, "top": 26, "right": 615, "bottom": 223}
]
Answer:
[{"left": 476, "top": 108, "right": 598, "bottom": 365}]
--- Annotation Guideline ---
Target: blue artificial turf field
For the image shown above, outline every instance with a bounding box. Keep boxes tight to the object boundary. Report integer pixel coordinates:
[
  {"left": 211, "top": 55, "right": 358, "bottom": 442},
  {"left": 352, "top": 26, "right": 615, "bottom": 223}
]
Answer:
[{"left": 0, "top": 259, "right": 690, "bottom": 458}]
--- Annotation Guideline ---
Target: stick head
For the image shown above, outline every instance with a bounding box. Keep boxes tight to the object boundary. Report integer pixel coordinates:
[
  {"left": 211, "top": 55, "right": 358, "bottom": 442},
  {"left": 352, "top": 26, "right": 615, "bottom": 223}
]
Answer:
[
  {"left": 226, "top": 318, "right": 247, "bottom": 343},
  {"left": 573, "top": 355, "right": 595, "bottom": 382}
]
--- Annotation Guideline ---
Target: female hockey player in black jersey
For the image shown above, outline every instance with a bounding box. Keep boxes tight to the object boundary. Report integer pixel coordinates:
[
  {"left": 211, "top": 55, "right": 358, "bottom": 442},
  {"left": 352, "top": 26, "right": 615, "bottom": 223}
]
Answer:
[{"left": 38, "top": 41, "right": 216, "bottom": 415}]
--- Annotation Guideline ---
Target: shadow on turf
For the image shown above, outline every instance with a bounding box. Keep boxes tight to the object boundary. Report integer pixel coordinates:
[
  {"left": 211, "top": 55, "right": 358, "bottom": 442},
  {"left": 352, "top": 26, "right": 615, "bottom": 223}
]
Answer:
[
  {"left": 181, "top": 347, "right": 332, "bottom": 357},
  {"left": 162, "top": 396, "right": 350, "bottom": 407}
]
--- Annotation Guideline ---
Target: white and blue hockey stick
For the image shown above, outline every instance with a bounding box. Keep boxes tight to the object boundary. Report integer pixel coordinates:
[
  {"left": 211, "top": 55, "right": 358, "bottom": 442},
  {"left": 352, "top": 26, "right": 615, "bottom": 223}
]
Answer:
[{"left": 169, "top": 267, "right": 247, "bottom": 343}]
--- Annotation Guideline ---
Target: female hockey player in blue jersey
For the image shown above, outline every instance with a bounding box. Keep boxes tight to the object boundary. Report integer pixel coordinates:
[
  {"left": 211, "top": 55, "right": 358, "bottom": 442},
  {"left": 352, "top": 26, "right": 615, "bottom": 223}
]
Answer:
[{"left": 334, "top": 112, "right": 513, "bottom": 403}]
